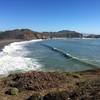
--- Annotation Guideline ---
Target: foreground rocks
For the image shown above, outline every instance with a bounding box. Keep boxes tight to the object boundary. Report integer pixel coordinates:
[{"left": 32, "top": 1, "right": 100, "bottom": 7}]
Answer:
[
  {"left": 70, "top": 80, "right": 100, "bottom": 100},
  {"left": 0, "top": 70, "right": 100, "bottom": 100},
  {"left": 27, "top": 93, "right": 43, "bottom": 100},
  {"left": 8, "top": 71, "right": 70, "bottom": 91},
  {"left": 43, "top": 91, "right": 69, "bottom": 100},
  {"left": 6, "top": 88, "right": 19, "bottom": 95}
]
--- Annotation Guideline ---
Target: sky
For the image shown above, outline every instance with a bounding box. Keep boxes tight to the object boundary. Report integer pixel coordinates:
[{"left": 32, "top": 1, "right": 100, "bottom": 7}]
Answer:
[{"left": 0, "top": 0, "right": 100, "bottom": 34}]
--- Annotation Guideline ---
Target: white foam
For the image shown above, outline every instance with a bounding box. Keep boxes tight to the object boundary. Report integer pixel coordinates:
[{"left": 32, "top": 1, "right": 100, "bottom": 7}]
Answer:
[
  {"left": 2, "top": 39, "right": 43, "bottom": 55},
  {"left": 0, "top": 39, "right": 43, "bottom": 76}
]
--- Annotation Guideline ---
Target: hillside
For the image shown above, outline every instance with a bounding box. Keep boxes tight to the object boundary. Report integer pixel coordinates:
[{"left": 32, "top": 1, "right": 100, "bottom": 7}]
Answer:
[
  {"left": 0, "top": 69, "right": 100, "bottom": 100},
  {"left": 0, "top": 29, "right": 48, "bottom": 40},
  {"left": 0, "top": 29, "right": 83, "bottom": 40}
]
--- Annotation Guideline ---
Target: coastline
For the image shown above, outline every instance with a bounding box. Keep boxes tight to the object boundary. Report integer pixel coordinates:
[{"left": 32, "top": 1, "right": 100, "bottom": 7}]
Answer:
[
  {"left": 0, "top": 39, "right": 100, "bottom": 99},
  {"left": 0, "top": 39, "right": 44, "bottom": 76},
  {"left": 0, "top": 39, "right": 24, "bottom": 49},
  {"left": 0, "top": 39, "right": 44, "bottom": 49}
]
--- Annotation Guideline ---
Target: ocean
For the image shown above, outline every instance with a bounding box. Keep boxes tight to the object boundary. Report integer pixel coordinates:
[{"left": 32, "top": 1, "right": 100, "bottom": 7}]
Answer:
[{"left": 0, "top": 38, "right": 100, "bottom": 75}]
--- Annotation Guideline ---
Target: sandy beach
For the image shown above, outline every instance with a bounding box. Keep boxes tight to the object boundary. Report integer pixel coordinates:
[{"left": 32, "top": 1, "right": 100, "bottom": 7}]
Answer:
[{"left": 0, "top": 39, "right": 24, "bottom": 49}]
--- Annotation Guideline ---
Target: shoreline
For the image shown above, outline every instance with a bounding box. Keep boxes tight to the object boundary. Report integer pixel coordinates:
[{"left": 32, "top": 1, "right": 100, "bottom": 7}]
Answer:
[
  {"left": 0, "top": 39, "right": 24, "bottom": 49},
  {"left": 0, "top": 39, "right": 44, "bottom": 49},
  {"left": 0, "top": 39, "right": 100, "bottom": 99},
  {"left": 0, "top": 39, "right": 44, "bottom": 77},
  {"left": 0, "top": 38, "right": 99, "bottom": 76}
]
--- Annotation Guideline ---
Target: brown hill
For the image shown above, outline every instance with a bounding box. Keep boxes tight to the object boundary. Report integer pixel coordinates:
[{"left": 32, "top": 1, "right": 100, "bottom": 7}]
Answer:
[
  {"left": 0, "top": 29, "right": 83, "bottom": 40},
  {"left": 0, "top": 29, "right": 49, "bottom": 40}
]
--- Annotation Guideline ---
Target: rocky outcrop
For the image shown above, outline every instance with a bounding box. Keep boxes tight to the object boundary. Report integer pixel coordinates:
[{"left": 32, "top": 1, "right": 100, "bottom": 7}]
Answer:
[
  {"left": 1, "top": 70, "right": 100, "bottom": 99},
  {"left": 8, "top": 71, "right": 68, "bottom": 91}
]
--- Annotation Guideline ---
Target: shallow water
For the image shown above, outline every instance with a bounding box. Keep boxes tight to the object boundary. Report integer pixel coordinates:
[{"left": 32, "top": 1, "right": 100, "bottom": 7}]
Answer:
[{"left": 0, "top": 38, "right": 100, "bottom": 75}]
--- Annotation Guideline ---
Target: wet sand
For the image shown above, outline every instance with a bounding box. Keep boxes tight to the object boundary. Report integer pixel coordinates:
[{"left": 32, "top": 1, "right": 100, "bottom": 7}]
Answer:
[{"left": 0, "top": 39, "right": 24, "bottom": 49}]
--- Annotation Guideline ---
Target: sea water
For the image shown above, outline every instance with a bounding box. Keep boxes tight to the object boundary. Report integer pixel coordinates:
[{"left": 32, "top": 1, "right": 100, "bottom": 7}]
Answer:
[{"left": 0, "top": 38, "right": 100, "bottom": 75}]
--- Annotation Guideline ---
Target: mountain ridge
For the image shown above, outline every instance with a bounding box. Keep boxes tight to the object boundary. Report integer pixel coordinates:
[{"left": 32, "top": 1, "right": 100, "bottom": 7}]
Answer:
[{"left": 0, "top": 29, "right": 83, "bottom": 40}]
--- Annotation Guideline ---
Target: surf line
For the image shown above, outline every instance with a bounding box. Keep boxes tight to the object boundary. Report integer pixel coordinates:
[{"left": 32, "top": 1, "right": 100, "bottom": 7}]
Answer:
[{"left": 41, "top": 43, "right": 99, "bottom": 69}]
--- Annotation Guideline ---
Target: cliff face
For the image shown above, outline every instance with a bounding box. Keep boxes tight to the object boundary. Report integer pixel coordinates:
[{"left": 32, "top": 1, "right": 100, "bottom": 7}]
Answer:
[
  {"left": 0, "top": 29, "right": 83, "bottom": 40},
  {"left": 0, "top": 29, "right": 47, "bottom": 40}
]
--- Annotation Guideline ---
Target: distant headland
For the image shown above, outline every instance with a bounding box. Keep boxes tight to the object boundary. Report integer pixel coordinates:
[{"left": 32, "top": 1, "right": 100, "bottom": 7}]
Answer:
[
  {"left": 0, "top": 29, "right": 100, "bottom": 40},
  {"left": 0, "top": 29, "right": 83, "bottom": 40}
]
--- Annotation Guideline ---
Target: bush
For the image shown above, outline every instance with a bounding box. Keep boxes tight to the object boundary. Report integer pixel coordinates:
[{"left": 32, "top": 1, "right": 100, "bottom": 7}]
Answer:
[{"left": 10, "top": 88, "right": 19, "bottom": 95}]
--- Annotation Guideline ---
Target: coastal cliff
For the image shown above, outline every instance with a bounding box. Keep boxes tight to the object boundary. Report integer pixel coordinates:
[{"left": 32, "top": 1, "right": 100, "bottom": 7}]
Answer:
[
  {"left": 0, "top": 29, "right": 83, "bottom": 40},
  {"left": 0, "top": 29, "right": 48, "bottom": 40}
]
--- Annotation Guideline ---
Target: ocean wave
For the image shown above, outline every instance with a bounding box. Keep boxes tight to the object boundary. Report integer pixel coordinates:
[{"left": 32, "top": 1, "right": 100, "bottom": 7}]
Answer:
[
  {"left": 41, "top": 43, "right": 99, "bottom": 69},
  {"left": 0, "top": 39, "right": 43, "bottom": 76}
]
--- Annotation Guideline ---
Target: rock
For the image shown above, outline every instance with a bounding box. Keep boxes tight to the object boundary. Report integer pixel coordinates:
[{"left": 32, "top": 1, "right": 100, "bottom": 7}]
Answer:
[
  {"left": 9, "top": 71, "right": 68, "bottom": 91},
  {"left": 27, "top": 93, "right": 43, "bottom": 100},
  {"left": 43, "top": 91, "right": 69, "bottom": 100}
]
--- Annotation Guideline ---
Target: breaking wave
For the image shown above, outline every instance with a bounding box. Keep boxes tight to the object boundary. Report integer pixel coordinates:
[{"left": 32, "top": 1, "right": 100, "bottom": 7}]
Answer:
[
  {"left": 41, "top": 43, "right": 99, "bottom": 69},
  {"left": 0, "top": 39, "right": 43, "bottom": 76}
]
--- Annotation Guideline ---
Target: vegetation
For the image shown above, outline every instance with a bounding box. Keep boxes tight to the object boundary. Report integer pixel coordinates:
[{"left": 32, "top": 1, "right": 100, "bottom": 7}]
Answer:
[
  {"left": 0, "top": 29, "right": 83, "bottom": 40},
  {"left": 0, "top": 69, "right": 100, "bottom": 99}
]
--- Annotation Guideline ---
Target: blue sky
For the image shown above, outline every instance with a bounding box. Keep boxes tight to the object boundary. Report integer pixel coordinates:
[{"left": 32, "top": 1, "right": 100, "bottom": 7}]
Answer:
[{"left": 0, "top": 0, "right": 100, "bottom": 34}]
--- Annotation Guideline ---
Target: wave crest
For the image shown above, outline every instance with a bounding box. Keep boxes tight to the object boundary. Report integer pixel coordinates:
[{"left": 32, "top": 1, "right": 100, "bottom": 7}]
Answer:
[
  {"left": 41, "top": 43, "right": 99, "bottom": 69},
  {"left": 0, "top": 39, "right": 43, "bottom": 75}
]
